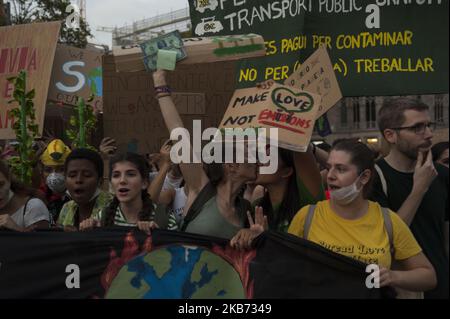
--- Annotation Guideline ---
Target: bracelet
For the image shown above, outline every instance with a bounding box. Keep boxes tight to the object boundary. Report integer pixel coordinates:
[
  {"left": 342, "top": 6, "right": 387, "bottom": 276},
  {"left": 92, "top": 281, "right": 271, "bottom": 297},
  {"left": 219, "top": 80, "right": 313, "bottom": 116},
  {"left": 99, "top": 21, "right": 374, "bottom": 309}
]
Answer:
[
  {"left": 156, "top": 93, "right": 171, "bottom": 99},
  {"left": 155, "top": 85, "right": 171, "bottom": 95}
]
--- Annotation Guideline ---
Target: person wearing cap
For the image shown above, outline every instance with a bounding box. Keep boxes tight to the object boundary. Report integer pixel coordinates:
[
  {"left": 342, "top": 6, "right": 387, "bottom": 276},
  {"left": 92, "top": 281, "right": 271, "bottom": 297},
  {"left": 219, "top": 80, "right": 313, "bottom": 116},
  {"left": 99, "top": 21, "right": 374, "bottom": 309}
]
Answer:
[{"left": 38, "top": 139, "right": 72, "bottom": 224}]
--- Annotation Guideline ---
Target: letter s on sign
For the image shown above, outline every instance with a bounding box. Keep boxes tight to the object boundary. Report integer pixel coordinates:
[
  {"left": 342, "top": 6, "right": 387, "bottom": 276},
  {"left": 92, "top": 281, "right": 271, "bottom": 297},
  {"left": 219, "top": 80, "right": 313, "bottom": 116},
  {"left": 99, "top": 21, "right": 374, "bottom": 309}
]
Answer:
[{"left": 56, "top": 61, "right": 86, "bottom": 93}]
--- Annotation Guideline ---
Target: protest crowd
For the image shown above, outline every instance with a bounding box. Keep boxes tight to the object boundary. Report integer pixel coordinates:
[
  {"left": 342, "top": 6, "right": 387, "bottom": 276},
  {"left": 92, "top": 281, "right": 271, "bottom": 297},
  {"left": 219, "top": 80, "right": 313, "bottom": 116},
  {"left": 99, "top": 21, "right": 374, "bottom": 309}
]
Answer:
[{"left": 0, "top": 0, "right": 448, "bottom": 300}]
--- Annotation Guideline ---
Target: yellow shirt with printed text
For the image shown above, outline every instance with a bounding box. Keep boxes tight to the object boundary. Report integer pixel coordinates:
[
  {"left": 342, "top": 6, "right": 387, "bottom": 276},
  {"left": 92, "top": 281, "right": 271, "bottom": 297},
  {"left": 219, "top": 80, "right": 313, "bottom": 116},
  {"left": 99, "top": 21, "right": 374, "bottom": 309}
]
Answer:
[{"left": 288, "top": 200, "right": 422, "bottom": 268}]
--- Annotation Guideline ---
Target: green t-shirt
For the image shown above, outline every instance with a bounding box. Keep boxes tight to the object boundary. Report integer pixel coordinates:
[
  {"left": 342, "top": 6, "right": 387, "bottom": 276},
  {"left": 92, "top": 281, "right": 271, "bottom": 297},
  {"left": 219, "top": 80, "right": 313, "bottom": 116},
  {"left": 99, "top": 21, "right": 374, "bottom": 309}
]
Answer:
[
  {"left": 253, "top": 176, "right": 325, "bottom": 233},
  {"left": 185, "top": 195, "right": 246, "bottom": 240},
  {"left": 370, "top": 158, "right": 449, "bottom": 299}
]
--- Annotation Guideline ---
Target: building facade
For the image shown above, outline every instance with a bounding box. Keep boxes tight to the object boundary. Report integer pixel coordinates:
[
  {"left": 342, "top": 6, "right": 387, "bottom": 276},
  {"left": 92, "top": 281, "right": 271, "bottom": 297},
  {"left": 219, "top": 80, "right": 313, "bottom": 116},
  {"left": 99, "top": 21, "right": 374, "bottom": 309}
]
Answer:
[{"left": 312, "top": 94, "right": 449, "bottom": 151}]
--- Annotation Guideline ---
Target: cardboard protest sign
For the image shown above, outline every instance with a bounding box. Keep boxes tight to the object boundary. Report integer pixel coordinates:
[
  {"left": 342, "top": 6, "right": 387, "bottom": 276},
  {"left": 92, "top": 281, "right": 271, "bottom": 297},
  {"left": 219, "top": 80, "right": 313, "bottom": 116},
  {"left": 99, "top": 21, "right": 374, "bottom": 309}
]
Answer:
[
  {"left": 0, "top": 21, "right": 60, "bottom": 139},
  {"left": 47, "top": 44, "right": 103, "bottom": 112},
  {"left": 285, "top": 46, "right": 342, "bottom": 119},
  {"left": 218, "top": 84, "right": 321, "bottom": 152},
  {"left": 102, "top": 55, "right": 236, "bottom": 154},
  {"left": 112, "top": 34, "right": 266, "bottom": 73},
  {"left": 188, "top": 0, "right": 448, "bottom": 96}
]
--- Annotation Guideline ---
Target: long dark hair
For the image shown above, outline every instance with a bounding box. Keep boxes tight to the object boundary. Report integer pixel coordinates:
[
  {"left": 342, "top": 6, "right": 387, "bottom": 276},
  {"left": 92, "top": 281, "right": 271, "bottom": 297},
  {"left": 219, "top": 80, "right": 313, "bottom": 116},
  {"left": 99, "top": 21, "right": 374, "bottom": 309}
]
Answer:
[
  {"left": 0, "top": 160, "right": 41, "bottom": 199},
  {"left": 102, "top": 153, "right": 154, "bottom": 227},
  {"left": 331, "top": 139, "right": 376, "bottom": 199},
  {"left": 259, "top": 148, "right": 301, "bottom": 230}
]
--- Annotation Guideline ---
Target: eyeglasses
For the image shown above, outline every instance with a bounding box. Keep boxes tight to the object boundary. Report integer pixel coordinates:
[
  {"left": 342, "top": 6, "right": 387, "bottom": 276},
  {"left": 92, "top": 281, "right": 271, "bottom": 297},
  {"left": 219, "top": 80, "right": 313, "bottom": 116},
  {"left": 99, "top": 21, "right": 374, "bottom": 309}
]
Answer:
[{"left": 390, "top": 122, "right": 436, "bottom": 135}]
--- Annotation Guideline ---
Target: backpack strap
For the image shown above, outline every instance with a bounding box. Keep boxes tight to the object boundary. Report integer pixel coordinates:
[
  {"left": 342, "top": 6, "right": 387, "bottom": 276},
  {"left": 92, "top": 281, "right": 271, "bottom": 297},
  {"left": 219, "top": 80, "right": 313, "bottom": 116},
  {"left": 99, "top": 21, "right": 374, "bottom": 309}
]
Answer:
[
  {"left": 381, "top": 206, "right": 395, "bottom": 257},
  {"left": 303, "top": 204, "right": 316, "bottom": 240},
  {"left": 22, "top": 197, "right": 34, "bottom": 227},
  {"left": 374, "top": 164, "right": 388, "bottom": 197},
  {"left": 22, "top": 197, "right": 33, "bottom": 217},
  {"left": 181, "top": 182, "right": 217, "bottom": 231}
]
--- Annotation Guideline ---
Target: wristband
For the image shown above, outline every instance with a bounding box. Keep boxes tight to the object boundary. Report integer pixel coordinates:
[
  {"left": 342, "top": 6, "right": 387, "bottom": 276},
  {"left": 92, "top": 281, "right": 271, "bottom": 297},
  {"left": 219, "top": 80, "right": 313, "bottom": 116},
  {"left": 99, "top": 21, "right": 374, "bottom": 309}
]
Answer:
[{"left": 155, "top": 85, "right": 171, "bottom": 95}]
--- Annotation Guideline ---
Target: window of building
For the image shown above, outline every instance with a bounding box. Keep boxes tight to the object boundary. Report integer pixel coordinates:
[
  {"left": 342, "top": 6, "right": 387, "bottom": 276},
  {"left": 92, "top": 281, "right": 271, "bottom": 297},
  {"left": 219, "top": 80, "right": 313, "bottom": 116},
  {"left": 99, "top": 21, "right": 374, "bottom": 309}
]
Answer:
[
  {"left": 365, "top": 97, "right": 377, "bottom": 128},
  {"left": 340, "top": 100, "right": 348, "bottom": 128},
  {"left": 352, "top": 98, "right": 360, "bottom": 128},
  {"left": 434, "top": 95, "right": 444, "bottom": 124}
]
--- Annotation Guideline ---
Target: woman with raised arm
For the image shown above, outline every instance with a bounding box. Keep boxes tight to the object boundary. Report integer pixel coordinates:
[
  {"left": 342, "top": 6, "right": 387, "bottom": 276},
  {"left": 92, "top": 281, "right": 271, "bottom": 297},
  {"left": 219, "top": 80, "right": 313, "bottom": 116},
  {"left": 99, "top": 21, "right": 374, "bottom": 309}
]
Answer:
[{"left": 152, "top": 70, "right": 258, "bottom": 239}]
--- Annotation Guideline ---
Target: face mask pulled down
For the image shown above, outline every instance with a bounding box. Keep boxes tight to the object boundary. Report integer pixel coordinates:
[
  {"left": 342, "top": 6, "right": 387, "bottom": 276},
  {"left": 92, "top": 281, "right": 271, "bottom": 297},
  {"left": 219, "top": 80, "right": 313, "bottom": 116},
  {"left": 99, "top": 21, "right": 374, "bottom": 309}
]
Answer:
[{"left": 330, "top": 175, "right": 363, "bottom": 205}]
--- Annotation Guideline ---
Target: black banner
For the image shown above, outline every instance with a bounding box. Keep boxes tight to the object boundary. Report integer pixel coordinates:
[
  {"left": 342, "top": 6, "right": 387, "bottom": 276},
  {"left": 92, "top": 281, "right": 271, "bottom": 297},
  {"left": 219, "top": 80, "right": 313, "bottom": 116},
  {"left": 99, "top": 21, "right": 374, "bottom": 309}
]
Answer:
[{"left": 0, "top": 228, "right": 394, "bottom": 299}]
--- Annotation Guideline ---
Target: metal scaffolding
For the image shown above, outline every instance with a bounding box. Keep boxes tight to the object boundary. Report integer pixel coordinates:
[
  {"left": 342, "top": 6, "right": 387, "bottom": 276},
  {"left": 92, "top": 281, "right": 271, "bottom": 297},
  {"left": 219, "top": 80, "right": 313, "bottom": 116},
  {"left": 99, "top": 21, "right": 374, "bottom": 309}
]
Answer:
[{"left": 97, "top": 7, "right": 191, "bottom": 46}]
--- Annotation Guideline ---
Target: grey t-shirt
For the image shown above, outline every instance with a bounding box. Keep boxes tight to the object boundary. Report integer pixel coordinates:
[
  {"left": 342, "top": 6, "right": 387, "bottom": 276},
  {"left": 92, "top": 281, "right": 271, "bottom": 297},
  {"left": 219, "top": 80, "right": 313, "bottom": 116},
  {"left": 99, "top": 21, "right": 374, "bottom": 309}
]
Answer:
[
  {"left": 185, "top": 195, "right": 244, "bottom": 239},
  {"left": 10, "top": 198, "right": 50, "bottom": 228}
]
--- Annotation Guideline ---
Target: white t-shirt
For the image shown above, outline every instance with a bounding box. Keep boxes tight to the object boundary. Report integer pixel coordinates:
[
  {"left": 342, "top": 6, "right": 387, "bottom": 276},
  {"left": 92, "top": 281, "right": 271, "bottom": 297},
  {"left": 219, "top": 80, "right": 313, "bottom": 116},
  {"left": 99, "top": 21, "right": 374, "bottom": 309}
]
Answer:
[
  {"left": 169, "top": 187, "right": 187, "bottom": 227},
  {"left": 10, "top": 198, "right": 50, "bottom": 228}
]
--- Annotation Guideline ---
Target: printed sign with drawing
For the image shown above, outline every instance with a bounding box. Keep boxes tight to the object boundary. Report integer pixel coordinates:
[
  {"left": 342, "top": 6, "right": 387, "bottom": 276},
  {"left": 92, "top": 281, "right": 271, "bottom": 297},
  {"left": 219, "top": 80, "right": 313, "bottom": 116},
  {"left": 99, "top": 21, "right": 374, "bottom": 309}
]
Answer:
[
  {"left": 0, "top": 21, "right": 61, "bottom": 140},
  {"left": 47, "top": 44, "right": 103, "bottom": 112},
  {"left": 285, "top": 46, "right": 342, "bottom": 119},
  {"left": 218, "top": 84, "right": 320, "bottom": 152}
]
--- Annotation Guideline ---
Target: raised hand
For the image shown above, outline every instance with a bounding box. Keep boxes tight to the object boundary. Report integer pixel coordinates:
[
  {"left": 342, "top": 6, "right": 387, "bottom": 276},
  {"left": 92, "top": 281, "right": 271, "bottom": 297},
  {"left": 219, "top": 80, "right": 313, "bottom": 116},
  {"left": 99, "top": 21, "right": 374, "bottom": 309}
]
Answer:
[
  {"left": 99, "top": 137, "right": 117, "bottom": 156},
  {"left": 230, "top": 206, "right": 268, "bottom": 251}
]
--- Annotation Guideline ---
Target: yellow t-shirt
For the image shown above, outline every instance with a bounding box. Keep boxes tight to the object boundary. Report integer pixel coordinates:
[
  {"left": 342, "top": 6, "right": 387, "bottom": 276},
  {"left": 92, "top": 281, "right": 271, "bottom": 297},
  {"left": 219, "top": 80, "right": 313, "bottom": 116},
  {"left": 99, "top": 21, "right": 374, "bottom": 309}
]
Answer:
[{"left": 288, "top": 200, "right": 422, "bottom": 268}]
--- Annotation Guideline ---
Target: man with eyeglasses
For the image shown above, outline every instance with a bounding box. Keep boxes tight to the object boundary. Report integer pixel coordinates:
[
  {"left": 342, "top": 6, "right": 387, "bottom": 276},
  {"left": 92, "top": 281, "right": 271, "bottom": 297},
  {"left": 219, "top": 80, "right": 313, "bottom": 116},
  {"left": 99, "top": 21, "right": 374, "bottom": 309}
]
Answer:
[{"left": 370, "top": 97, "right": 448, "bottom": 299}]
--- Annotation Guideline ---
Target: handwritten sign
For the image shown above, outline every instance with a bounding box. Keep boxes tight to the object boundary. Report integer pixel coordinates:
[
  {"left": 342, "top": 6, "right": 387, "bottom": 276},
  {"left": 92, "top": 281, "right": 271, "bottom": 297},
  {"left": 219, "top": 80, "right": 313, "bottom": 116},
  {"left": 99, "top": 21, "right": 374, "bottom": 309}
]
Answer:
[
  {"left": 103, "top": 55, "right": 236, "bottom": 154},
  {"left": 285, "top": 46, "right": 342, "bottom": 119},
  {"left": 219, "top": 84, "right": 321, "bottom": 152},
  {"left": 0, "top": 21, "right": 60, "bottom": 139}
]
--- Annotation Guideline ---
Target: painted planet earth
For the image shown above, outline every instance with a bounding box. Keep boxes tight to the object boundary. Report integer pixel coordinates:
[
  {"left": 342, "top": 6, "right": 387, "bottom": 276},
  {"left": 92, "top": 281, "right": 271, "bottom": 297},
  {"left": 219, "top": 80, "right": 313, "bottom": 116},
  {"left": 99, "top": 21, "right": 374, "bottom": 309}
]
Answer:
[
  {"left": 105, "top": 245, "right": 245, "bottom": 299},
  {"left": 87, "top": 67, "right": 102, "bottom": 97}
]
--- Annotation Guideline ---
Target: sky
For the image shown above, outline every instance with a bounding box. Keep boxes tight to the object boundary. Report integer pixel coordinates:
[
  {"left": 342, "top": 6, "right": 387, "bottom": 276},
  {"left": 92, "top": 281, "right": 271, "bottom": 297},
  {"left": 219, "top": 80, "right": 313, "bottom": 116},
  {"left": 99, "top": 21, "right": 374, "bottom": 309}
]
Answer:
[{"left": 85, "top": 0, "right": 189, "bottom": 47}]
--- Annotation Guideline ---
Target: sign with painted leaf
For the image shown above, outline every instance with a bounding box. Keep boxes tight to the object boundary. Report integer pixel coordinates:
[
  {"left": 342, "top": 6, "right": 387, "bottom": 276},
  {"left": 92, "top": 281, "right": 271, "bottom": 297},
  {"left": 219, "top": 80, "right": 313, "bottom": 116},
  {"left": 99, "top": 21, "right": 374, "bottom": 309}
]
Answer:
[
  {"left": 285, "top": 46, "right": 342, "bottom": 119},
  {"left": 47, "top": 44, "right": 103, "bottom": 112},
  {"left": 219, "top": 84, "right": 320, "bottom": 152},
  {"left": 0, "top": 21, "right": 60, "bottom": 139}
]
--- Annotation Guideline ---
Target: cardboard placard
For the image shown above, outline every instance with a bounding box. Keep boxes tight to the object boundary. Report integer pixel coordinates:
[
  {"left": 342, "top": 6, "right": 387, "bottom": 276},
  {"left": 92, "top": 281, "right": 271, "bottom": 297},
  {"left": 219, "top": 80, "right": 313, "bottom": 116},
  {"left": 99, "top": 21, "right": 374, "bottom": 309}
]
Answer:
[
  {"left": 112, "top": 34, "right": 266, "bottom": 73},
  {"left": 102, "top": 55, "right": 236, "bottom": 154},
  {"left": 0, "top": 21, "right": 61, "bottom": 139},
  {"left": 285, "top": 46, "right": 342, "bottom": 119},
  {"left": 47, "top": 44, "right": 103, "bottom": 112},
  {"left": 218, "top": 84, "right": 321, "bottom": 152}
]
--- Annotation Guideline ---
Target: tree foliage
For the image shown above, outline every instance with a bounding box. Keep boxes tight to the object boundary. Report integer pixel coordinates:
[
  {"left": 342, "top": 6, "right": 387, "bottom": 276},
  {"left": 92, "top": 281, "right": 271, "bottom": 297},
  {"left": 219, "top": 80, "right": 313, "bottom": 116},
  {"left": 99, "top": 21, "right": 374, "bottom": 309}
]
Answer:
[
  {"left": 7, "top": 0, "right": 92, "bottom": 48},
  {"left": 7, "top": 71, "right": 38, "bottom": 185}
]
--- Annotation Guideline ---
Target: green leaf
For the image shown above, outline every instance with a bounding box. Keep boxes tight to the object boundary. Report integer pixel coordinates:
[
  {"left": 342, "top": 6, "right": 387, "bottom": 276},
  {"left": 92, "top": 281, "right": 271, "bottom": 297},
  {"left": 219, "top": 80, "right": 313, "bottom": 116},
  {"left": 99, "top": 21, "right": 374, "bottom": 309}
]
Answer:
[{"left": 26, "top": 90, "right": 36, "bottom": 99}]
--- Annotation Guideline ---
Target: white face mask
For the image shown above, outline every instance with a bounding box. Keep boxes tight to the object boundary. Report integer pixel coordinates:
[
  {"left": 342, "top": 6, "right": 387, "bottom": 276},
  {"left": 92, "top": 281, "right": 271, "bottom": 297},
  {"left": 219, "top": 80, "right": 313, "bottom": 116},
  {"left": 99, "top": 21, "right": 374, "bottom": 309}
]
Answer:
[
  {"left": 46, "top": 172, "right": 66, "bottom": 194},
  {"left": 166, "top": 175, "right": 183, "bottom": 189},
  {"left": 330, "top": 175, "right": 363, "bottom": 205}
]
